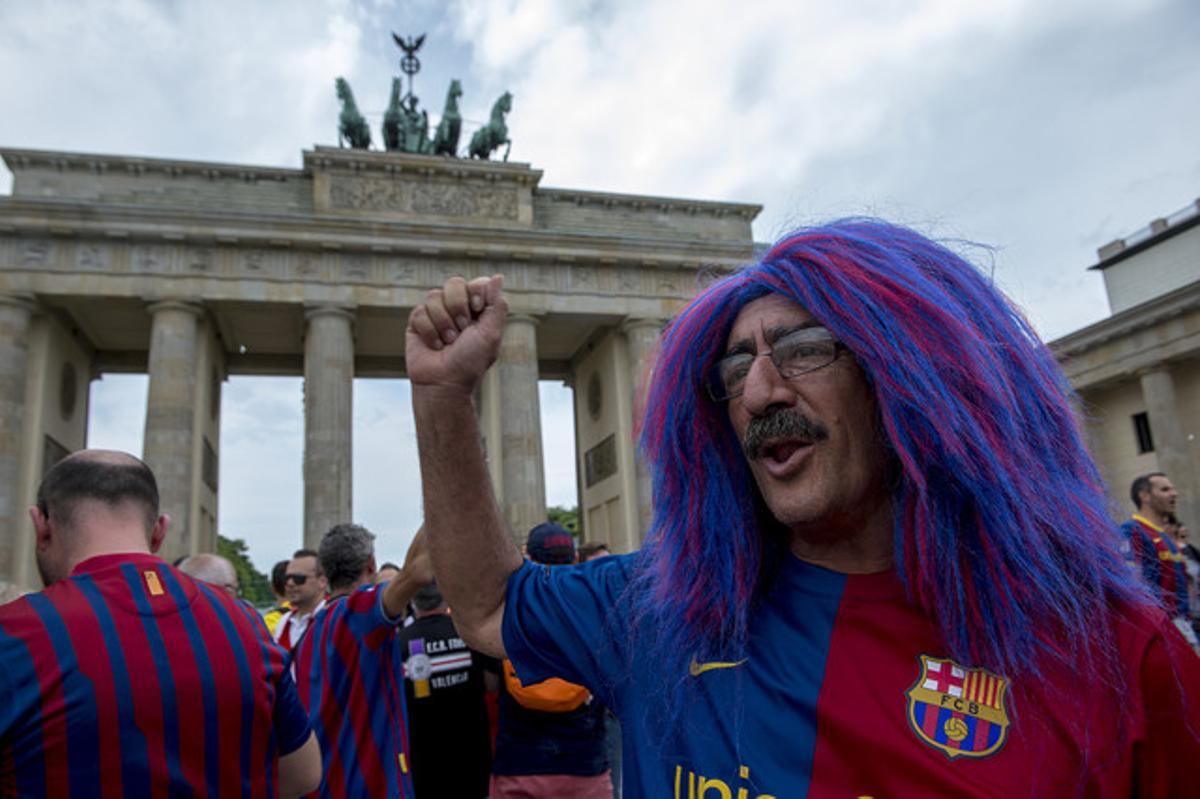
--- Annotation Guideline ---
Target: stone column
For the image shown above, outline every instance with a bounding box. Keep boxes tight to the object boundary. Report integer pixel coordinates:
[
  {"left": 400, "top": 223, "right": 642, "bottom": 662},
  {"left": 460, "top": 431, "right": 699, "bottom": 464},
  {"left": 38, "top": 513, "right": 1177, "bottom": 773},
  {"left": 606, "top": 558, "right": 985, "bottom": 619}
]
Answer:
[
  {"left": 143, "top": 300, "right": 204, "bottom": 566},
  {"left": 303, "top": 305, "right": 355, "bottom": 549},
  {"left": 0, "top": 295, "right": 35, "bottom": 581},
  {"left": 621, "top": 318, "right": 664, "bottom": 542},
  {"left": 477, "top": 366, "right": 504, "bottom": 500},
  {"left": 1140, "top": 367, "right": 1198, "bottom": 526},
  {"left": 499, "top": 314, "right": 546, "bottom": 543}
]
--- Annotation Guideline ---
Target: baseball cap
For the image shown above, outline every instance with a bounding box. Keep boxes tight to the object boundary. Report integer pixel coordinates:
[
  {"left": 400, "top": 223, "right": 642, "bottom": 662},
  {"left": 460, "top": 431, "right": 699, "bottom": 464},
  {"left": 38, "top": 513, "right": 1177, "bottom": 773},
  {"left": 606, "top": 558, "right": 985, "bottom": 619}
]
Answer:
[{"left": 526, "top": 522, "right": 576, "bottom": 565}]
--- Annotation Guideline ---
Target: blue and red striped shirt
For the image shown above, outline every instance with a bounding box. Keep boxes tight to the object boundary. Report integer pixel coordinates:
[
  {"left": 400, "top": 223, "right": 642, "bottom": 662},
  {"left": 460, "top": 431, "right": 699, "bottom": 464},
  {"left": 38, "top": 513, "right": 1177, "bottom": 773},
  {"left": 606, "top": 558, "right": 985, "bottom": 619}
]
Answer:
[
  {"left": 1122, "top": 514, "right": 1190, "bottom": 618},
  {"left": 292, "top": 583, "right": 414, "bottom": 798},
  {"left": 0, "top": 552, "right": 311, "bottom": 798}
]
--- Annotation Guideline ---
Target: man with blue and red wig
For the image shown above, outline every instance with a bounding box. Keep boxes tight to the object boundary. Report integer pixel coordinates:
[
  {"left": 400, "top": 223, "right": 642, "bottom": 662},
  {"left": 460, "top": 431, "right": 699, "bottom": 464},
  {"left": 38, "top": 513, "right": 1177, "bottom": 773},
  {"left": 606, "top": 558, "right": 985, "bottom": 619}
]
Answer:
[{"left": 406, "top": 219, "right": 1200, "bottom": 797}]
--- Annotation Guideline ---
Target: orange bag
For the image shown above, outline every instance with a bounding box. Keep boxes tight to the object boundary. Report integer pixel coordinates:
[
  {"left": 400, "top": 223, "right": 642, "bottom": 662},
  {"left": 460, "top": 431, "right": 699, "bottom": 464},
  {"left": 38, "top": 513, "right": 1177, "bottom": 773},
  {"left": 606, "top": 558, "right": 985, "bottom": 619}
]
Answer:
[{"left": 501, "top": 659, "right": 590, "bottom": 713}]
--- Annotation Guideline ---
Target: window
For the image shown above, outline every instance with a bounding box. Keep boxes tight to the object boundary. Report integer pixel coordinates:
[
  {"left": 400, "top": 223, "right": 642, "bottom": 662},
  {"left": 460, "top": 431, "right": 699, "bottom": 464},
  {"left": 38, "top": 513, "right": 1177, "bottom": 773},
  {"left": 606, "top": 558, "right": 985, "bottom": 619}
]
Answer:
[{"left": 1132, "top": 412, "right": 1154, "bottom": 454}]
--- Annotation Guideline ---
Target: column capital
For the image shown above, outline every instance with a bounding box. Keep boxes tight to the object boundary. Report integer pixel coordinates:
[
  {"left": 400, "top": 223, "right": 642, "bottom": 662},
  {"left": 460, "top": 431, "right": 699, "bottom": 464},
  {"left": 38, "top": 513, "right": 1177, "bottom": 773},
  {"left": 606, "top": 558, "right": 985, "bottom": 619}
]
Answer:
[
  {"left": 146, "top": 299, "right": 204, "bottom": 318},
  {"left": 506, "top": 313, "right": 542, "bottom": 328},
  {"left": 304, "top": 304, "right": 357, "bottom": 324},
  {"left": 1136, "top": 364, "right": 1173, "bottom": 380},
  {"left": 619, "top": 316, "right": 665, "bottom": 333},
  {"left": 0, "top": 293, "right": 38, "bottom": 314}
]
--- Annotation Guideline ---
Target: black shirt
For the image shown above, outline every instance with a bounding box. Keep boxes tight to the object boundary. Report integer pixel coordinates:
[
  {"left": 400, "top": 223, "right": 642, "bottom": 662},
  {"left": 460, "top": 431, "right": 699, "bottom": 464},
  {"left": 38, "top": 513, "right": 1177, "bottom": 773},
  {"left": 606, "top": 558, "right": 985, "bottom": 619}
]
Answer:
[{"left": 398, "top": 613, "right": 492, "bottom": 798}]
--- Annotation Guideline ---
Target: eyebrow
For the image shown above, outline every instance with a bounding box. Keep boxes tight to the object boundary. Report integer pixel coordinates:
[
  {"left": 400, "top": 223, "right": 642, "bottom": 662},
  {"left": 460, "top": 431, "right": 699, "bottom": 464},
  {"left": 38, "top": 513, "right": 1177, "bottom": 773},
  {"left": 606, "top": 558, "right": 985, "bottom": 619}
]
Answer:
[{"left": 723, "top": 322, "right": 823, "bottom": 357}]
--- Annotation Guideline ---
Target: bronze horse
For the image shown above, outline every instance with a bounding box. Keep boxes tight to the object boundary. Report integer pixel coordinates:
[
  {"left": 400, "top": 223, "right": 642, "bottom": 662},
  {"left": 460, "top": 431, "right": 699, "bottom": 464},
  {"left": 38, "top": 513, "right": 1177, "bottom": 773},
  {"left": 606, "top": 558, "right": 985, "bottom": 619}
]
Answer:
[
  {"left": 335, "top": 77, "right": 371, "bottom": 150},
  {"left": 431, "top": 79, "right": 463, "bottom": 157},
  {"left": 468, "top": 92, "right": 512, "bottom": 161}
]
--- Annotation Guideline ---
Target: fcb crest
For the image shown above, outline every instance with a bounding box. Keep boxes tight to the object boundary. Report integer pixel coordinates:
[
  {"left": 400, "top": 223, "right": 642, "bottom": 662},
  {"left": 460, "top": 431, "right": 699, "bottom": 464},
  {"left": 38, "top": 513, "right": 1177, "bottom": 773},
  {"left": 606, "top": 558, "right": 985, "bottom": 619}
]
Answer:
[{"left": 905, "top": 655, "right": 1010, "bottom": 760}]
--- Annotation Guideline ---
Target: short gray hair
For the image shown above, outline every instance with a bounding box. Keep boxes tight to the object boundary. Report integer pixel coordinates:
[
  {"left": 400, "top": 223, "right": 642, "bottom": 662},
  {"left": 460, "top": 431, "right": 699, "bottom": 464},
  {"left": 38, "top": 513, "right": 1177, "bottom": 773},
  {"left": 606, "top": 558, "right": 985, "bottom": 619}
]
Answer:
[
  {"left": 178, "top": 553, "right": 238, "bottom": 592},
  {"left": 318, "top": 523, "right": 375, "bottom": 591}
]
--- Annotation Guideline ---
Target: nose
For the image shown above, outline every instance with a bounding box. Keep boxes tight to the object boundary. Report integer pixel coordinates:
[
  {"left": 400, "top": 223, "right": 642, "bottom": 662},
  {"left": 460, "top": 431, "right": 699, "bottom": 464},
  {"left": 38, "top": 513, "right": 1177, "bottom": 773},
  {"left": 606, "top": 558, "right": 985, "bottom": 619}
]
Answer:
[{"left": 739, "top": 353, "right": 797, "bottom": 416}]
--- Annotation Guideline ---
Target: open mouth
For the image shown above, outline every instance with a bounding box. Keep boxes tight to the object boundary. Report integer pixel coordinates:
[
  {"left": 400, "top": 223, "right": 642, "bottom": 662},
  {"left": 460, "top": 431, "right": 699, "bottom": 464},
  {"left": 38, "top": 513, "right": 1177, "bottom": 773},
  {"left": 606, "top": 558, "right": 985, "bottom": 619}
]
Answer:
[
  {"left": 764, "top": 439, "right": 807, "bottom": 463},
  {"left": 758, "top": 438, "right": 814, "bottom": 476}
]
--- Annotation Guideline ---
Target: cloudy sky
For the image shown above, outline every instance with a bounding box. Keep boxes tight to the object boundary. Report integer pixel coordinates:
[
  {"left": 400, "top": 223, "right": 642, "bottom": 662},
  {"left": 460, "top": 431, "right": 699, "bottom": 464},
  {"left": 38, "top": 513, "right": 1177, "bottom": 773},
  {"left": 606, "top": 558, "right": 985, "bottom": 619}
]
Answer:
[{"left": 3, "top": 0, "right": 1197, "bottom": 573}]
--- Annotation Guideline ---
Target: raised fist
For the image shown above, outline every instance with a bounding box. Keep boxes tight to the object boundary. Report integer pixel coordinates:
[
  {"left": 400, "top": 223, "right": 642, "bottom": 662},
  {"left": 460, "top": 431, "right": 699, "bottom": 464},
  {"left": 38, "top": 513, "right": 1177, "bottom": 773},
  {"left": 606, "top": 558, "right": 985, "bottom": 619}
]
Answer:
[{"left": 405, "top": 275, "right": 507, "bottom": 395}]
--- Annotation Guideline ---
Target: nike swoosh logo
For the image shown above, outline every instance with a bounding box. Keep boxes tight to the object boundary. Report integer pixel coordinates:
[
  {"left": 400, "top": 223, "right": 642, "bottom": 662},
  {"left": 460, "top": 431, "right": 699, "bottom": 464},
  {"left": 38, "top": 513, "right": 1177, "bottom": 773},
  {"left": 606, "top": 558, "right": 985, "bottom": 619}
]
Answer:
[{"left": 689, "top": 657, "right": 748, "bottom": 677}]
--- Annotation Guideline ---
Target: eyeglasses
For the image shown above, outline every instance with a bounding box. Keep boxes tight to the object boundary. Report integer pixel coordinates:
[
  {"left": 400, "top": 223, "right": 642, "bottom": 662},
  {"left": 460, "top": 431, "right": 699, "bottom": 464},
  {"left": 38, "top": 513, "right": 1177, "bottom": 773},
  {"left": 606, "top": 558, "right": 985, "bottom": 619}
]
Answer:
[
  {"left": 284, "top": 574, "right": 311, "bottom": 586},
  {"left": 709, "top": 326, "right": 843, "bottom": 401}
]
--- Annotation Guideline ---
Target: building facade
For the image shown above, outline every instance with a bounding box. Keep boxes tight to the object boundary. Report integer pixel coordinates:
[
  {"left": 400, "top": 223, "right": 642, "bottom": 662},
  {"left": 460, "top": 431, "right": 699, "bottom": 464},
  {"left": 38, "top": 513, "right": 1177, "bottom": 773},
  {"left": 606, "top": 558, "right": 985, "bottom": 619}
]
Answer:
[
  {"left": 1052, "top": 198, "right": 1200, "bottom": 526},
  {"left": 0, "top": 146, "right": 760, "bottom": 589}
]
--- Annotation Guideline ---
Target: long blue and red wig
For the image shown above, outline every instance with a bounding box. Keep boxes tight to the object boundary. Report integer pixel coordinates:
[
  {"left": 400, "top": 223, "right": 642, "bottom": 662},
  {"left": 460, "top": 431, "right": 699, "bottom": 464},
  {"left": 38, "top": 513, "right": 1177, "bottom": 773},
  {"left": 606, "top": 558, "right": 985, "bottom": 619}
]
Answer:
[{"left": 631, "top": 217, "right": 1155, "bottom": 694}]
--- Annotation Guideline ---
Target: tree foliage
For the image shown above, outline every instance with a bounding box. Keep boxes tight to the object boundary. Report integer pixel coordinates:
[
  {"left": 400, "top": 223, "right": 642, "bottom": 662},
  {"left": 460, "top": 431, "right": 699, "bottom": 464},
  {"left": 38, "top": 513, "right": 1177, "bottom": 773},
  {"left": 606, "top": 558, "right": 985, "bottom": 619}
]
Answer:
[
  {"left": 547, "top": 505, "right": 579, "bottom": 536},
  {"left": 217, "top": 535, "right": 274, "bottom": 607}
]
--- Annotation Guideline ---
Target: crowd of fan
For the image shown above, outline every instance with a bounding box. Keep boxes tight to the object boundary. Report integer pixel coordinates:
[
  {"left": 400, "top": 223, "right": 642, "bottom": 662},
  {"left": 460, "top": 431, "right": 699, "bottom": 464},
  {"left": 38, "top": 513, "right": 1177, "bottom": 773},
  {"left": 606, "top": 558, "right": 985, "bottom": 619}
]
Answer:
[{"left": 0, "top": 448, "right": 618, "bottom": 798}]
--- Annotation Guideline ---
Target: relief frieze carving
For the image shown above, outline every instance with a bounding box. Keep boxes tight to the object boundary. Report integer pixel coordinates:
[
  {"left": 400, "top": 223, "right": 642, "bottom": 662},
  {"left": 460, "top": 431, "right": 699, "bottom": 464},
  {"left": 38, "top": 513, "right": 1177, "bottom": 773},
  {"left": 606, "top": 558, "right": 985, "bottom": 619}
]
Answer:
[
  {"left": 329, "top": 176, "right": 411, "bottom": 212},
  {"left": 76, "top": 243, "right": 110, "bottom": 271},
  {"left": 328, "top": 174, "right": 518, "bottom": 221},
  {"left": 185, "top": 247, "right": 212, "bottom": 272},
  {"left": 20, "top": 239, "right": 53, "bottom": 267},
  {"left": 617, "top": 267, "right": 640, "bottom": 292},
  {"left": 132, "top": 244, "right": 165, "bottom": 273},
  {"left": 571, "top": 266, "right": 597, "bottom": 291},
  {"left": 295, "top": 252, "right": 324, "bottom": 279},
  {"left": 339, "top": 253, "right": 369, "bottom": 280},
  {"left": 389, "top": 262, "right": 419, "bottom": 284},
  {"left": 242, "top": 249, "right": 268, "bottom": 272}
]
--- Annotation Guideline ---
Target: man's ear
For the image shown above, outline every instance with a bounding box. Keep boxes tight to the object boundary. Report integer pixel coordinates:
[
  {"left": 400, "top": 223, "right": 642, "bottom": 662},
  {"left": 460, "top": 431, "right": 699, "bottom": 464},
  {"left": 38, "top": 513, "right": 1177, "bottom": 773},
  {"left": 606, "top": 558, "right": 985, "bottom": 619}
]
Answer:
[
  {"left": 149, "top": 514, "right": 170, "bottom": 553},
  {"left": 29, "top": 506, "right": 52, "bottom": 552}
]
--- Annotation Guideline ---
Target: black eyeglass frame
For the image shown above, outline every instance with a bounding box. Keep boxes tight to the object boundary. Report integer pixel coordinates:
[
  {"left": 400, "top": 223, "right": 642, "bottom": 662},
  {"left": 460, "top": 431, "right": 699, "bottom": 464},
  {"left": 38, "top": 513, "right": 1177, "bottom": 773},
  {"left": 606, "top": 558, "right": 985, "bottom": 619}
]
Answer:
[
  {"left": 284, "top": 573, "right": 311, "bottom": 586},
  {"left": 708, "top": 326, "right": 846, "bottom": 402}
]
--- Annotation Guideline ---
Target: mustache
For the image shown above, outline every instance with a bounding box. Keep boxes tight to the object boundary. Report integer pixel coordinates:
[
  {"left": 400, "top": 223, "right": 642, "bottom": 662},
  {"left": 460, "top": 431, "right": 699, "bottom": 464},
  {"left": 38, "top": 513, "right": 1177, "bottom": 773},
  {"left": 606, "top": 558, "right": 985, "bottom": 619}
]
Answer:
[{"left": 743, "top": 408, "right": 829, "bottom": 460}]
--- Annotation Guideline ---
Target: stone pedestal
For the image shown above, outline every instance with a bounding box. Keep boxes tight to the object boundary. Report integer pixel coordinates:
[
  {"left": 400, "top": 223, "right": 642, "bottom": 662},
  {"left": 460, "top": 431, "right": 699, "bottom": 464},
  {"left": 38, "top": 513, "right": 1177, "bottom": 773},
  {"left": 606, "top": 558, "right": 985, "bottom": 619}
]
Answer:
[
  {"left": 499, "top": 314, "right": 546, "bottom": 543},
  {"left": 621, "top": 318, "right": 663, "bottom": 539},
  {"left": 1140, "top": 367, "right": 1198, "bottom": 526},
  {"left": 304, "top": 305, "right": 355, "bottom": 548},
  {"left": 143, "top": 301, "right": 204, "bottom": 565},
  {"left": 0, "top": 295, "right": 35, "bottom": 579}
]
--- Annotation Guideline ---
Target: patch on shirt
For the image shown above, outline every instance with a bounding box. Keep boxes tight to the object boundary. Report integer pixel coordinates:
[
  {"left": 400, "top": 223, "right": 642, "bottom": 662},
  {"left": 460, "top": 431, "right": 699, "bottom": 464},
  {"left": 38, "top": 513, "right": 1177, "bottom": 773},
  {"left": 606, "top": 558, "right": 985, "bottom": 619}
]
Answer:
[
  {"left": 406, "top": 639, "right": 432, "bottom": 698},
  {"left": 905, "top": 654, "right": 1010, "bottom": 759},
  {"left": 143, "top": 570, "right": 165, "bottom": 596}
]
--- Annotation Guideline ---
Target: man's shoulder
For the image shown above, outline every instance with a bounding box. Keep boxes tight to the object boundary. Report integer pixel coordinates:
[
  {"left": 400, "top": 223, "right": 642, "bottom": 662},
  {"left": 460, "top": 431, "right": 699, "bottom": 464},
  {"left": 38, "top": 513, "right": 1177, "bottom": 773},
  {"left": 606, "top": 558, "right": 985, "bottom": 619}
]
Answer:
[
  {"left": 0, "top": 576, "right": 101, "bottom": 628},
  {"left": 0, "top": 591, "right": 51, "bottom": 638},
  {"left": 1118, "top": 518, "right": 1152, "bottom": 542}
]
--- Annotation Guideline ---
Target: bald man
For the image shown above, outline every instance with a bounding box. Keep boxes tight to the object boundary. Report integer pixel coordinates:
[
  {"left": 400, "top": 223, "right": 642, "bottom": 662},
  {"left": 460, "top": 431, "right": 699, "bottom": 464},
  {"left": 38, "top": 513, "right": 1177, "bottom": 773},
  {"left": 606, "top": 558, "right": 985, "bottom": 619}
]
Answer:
[
  {"left": 0, "top": 450, "right": 321, "bottom": 796},
  {"left": 178, "top": 553, "right": 239, "bottom": 596}
]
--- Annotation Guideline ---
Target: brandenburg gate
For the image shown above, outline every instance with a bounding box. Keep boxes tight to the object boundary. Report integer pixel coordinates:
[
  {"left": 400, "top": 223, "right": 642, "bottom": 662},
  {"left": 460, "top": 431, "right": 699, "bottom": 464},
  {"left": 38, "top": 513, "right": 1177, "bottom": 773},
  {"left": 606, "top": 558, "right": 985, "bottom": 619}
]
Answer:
[{"left": 0, "top": 145, "right": 758, "bottom": 588}]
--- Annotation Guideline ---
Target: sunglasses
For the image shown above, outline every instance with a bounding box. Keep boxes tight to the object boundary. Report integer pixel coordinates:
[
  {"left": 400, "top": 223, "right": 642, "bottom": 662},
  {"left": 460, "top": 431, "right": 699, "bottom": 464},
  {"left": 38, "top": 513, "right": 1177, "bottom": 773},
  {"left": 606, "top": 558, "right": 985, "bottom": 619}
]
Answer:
[{"left": 284, "top": 574, "right": 312, "bottom": 585}]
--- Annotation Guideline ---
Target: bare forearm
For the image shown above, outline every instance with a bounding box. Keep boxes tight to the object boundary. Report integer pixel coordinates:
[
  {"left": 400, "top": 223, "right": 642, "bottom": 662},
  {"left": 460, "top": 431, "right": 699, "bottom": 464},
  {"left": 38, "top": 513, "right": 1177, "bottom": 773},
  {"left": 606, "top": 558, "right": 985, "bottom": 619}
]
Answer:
[
  {"left": 413, "top": 385, "right": 522, "bottom": 656},
  {"left": 382, "top": 556, "right": 431, "bottom": 620}
]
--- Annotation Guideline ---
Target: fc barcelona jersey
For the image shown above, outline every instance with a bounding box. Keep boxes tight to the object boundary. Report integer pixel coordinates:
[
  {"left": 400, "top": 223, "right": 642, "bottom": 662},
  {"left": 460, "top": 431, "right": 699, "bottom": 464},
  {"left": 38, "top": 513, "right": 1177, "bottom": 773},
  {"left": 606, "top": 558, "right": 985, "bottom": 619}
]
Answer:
[
  {"left": 292, "top": 584, "right": 414, "bottom": 798},
  {"left": 0, "top": 553, "right": 311, "bottom": 798},
  {"left": 504, "top": 553, "right": 1200, "bottom": 798}
]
